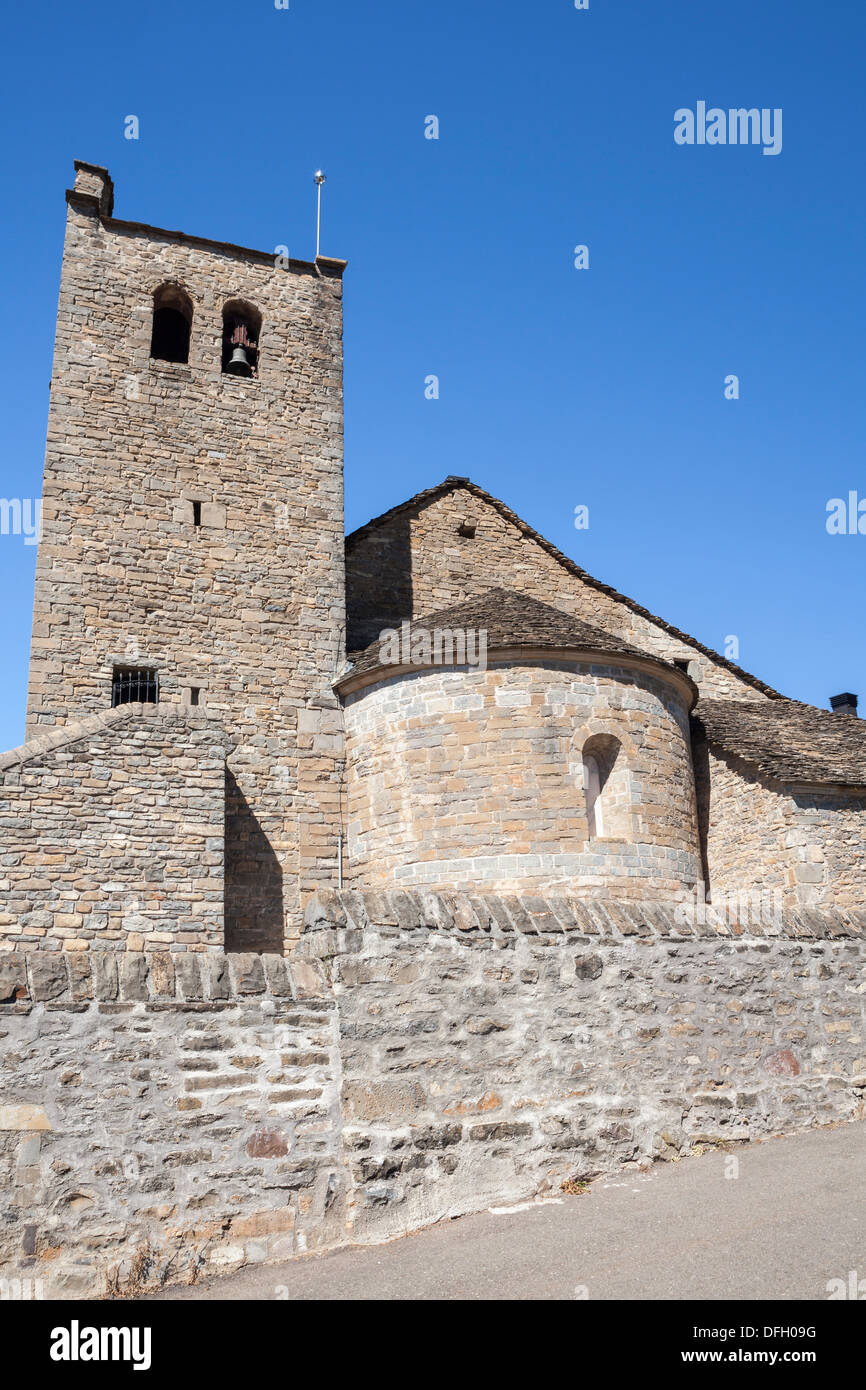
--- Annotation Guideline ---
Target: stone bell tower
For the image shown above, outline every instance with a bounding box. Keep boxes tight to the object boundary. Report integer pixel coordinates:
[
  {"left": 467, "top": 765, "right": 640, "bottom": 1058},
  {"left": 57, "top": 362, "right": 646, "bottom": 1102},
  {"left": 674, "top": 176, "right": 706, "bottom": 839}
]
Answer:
[{"left": 27, "top": 161, "right": 347, "bottom": 949}]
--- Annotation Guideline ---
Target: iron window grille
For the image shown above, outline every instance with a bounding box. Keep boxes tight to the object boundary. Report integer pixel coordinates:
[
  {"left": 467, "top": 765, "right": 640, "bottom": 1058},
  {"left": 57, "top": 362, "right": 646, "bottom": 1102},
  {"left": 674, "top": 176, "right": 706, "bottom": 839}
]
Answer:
[{"left": 111, "top": 668, "right": 159, "bottom": 707}]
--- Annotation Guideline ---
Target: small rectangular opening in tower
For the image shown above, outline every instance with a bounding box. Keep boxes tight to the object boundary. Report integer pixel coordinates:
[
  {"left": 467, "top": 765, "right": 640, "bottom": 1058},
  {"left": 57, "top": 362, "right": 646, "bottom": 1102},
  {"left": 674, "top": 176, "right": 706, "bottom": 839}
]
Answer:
[
  {"left": 457, "top": 521, "right": 477, "bottom": 539},
  {"left": 192, "top": 500, "right": 202, "bottom": 528},
  {"left": 189, "top": 687, "right": 200, "bottom": 707},
  {"left": 111, "top": 668, "right": 159, "bottom": 707}
]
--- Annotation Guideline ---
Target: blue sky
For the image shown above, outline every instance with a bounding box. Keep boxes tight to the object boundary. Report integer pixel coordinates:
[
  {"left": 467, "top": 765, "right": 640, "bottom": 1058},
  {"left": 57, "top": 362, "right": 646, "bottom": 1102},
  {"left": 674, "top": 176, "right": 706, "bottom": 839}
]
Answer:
[{"left": 0, "top": 0, "right": 863, "bottom": 749}]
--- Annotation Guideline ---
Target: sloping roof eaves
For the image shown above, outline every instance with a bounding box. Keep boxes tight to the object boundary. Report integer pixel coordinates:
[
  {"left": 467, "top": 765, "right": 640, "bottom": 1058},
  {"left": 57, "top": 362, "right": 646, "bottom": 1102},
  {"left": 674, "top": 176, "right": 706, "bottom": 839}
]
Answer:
[{"left": 694, "top": 698, "right": 866, "bottom": 790}]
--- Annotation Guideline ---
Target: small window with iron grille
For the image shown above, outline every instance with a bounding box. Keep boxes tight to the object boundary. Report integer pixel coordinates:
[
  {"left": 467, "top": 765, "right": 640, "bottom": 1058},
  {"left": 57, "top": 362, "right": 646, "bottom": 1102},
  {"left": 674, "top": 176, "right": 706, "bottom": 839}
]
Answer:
[{"left": 111, "top": 667, "right": 159, "bottom": 707}]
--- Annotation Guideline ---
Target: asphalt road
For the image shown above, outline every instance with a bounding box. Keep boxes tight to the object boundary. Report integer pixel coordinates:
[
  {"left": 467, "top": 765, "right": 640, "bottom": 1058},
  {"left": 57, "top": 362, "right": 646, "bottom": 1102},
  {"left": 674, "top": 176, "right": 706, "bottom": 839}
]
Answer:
[{"left": 150, "top": 1121, "right": 865, "bottom": 1301}]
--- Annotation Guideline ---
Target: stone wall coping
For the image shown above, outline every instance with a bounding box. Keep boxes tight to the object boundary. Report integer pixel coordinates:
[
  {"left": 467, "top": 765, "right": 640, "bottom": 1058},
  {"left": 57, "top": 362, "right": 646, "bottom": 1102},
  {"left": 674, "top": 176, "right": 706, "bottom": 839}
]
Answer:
[
  {"left": 300, "top": 889, "right": 866, "bottom": 948},
  {"left": 0, "top": 951, "right": 328, "bottom": 1007},
  {"left": 0, "top": 704, "right": 235, "bottom": 775}
]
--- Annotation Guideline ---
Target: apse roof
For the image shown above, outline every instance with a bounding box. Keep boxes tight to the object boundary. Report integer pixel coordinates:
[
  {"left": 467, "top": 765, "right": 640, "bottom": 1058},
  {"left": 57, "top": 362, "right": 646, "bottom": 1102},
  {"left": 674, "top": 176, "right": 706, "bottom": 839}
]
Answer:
[{"left": 341, "top": 587, "right": 693, "bottom": 693}]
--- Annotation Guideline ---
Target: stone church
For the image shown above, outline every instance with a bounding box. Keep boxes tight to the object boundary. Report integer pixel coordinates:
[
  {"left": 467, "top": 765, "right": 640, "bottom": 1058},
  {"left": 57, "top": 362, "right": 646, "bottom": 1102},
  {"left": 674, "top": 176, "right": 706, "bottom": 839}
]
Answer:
[
  {"left": 1, "top": 162, "right": 865, "bottom": 1298},
  {"left": 2, "top": 160, "right": 865, "bottom": 956}
]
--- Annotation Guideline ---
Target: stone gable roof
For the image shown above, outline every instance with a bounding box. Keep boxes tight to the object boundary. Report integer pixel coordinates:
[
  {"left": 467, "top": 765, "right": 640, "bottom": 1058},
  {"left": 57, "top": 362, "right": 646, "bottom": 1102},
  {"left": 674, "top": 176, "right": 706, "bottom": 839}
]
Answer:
[
  {"left": 343, "top": 587, "right": 694, "bottom": 695},
  {"left": 694, "top": 698, "right": 866, "bottom": 790},
  {"left": 345, "top": 476, "right": 783, "bottom": 700}
]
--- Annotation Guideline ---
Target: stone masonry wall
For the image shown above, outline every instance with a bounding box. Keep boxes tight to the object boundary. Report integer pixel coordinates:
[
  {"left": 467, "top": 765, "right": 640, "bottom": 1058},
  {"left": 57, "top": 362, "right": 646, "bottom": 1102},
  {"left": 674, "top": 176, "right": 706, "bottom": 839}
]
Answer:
[
  {"left": 0, "top": 948, "right": 345, "bottom": 1299},
  {"left": 0, "top": 706, "right": 232, "bottom": 953},
  {"left": 345, "top": 484, "right": 769, "bottom": 702},
  {"left": 2, "top": 891, "right": 863, "bottom": 1299},
  {"left": 26, "top": 164, "right": 347, "bottom": 949},
  {"left": 343, "top": 661, "right": 703, "bottom": 898},
  {"left": 306, "top": 890, "right": 866, "bottom": 1248},
  {"left": 697, "top": 742, "right": 866, "bottom": 911}
]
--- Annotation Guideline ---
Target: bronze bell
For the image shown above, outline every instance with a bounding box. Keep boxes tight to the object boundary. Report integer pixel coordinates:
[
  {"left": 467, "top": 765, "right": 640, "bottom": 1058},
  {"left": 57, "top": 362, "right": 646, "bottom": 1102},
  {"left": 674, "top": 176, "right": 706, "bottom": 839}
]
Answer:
[{"left": 226, "top": 345, "right": 252, "bottom": 377}]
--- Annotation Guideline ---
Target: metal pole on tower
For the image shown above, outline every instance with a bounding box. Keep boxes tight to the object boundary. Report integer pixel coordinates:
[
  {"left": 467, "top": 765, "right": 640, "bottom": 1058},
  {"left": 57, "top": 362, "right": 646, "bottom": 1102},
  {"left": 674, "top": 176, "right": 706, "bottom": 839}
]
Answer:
[{"left": 314, "top": 170, "right": 326, "bottom": 258}]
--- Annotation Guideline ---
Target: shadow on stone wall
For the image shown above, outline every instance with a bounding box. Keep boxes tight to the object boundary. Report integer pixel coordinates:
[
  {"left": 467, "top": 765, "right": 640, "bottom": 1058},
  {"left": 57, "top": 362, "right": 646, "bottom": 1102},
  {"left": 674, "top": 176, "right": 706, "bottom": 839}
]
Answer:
[
  {"left": 224, "top": 769, "right": 284, "bottom": 953},
  {"left": 690, "top": 721, "right": 713, "bottom": 894},
  {"left": 345, "top": 512, "right": 413, "bottom": 651}
]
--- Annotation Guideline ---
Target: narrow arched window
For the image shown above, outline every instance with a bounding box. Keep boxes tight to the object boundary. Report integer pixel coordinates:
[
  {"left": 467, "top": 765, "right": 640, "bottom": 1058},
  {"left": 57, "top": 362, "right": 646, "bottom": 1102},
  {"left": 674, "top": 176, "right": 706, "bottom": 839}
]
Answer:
[
  {"left": 150, "top": 284, "right": 193, "bottom": 363},
  {"left": 583, "top": 754, "right": 604, "bottom": 838},
  {"left": 582, "top": 734, "right": 625, "bottom": 841},
  {"left": 222, "top": 299, "right": 262, "bottom": 378}
]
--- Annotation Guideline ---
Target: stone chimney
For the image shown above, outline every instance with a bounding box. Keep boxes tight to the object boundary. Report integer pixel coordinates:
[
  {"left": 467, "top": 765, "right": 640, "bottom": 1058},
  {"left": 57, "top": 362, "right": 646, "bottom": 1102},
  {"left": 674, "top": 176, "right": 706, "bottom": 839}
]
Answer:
[
  {"left": 830, "top": 692, "right": 859, "bottom": 717},
  {"left": 67, "top": 161, "right": 114, "bottom": 218}
]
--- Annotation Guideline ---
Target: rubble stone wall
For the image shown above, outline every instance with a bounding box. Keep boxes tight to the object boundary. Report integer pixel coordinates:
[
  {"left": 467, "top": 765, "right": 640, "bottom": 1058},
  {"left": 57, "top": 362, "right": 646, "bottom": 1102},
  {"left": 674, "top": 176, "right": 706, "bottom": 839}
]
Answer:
[
  {"left": 304, "top": 891, "right": 866, "bottom": 1246},
  {"left": 2, "top": 892, "right": 863, "bottom": 1298},
  {"left": 0, "top": 949, "right": 346, "bottom": 1299}
]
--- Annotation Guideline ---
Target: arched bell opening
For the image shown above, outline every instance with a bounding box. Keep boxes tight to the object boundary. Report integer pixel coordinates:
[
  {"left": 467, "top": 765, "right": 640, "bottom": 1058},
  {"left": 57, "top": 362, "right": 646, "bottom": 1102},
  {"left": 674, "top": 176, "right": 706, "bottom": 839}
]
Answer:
[{"left": 221, "top": 299, "right": 263, "bottom": 378}]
